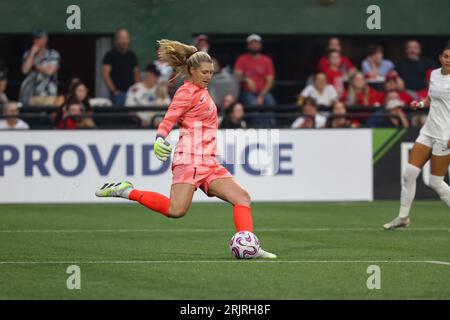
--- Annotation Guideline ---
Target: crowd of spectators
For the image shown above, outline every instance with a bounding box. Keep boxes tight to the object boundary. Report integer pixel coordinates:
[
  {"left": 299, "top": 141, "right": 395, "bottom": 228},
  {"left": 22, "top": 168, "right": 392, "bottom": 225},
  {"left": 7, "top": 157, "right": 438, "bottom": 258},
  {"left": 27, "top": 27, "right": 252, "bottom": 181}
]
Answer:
[{"left": 0, "top": 30, "right": 442, "bottom": 130}]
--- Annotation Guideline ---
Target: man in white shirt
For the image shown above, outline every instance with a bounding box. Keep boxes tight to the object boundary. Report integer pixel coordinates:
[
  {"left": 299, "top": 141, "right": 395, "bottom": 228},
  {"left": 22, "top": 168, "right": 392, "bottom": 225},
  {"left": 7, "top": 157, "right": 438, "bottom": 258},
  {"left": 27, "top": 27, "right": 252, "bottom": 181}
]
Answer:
[
  {"left": 0, "top": 101, "right": 29, "bottom": 130},
  {"left": 125, "top": 64, "right": 171, "bottom": 127}
]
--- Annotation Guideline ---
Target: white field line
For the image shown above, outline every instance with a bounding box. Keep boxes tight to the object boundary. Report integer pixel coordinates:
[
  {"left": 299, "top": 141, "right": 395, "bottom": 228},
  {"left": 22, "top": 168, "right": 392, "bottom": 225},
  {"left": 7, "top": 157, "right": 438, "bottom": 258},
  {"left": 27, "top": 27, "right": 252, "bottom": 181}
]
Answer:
[
  {"left": 0, "top": 227, "right": 448, "bottom": 233},
  {"left": 0, "top": 260, "right": 449, "bottom": 266},
  {"left": 427, "top": 260, "right": 450, "bottom": 266}
]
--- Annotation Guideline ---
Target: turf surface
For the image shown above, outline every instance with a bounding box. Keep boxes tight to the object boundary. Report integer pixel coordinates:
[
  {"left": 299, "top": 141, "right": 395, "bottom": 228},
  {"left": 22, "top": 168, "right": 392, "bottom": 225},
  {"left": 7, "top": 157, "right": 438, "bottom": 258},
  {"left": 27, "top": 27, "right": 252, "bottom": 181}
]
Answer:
[{"left": 0, "top": 201, "right": 449, "bottom": 299}]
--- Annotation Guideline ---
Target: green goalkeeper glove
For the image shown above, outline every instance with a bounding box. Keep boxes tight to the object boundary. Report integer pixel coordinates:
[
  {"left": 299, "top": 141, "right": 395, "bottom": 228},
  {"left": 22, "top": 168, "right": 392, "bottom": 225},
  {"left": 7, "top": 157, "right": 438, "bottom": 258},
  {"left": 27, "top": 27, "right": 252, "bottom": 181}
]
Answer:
[{"left": 154, "top": 136, "right": 173, "bottom": 161}]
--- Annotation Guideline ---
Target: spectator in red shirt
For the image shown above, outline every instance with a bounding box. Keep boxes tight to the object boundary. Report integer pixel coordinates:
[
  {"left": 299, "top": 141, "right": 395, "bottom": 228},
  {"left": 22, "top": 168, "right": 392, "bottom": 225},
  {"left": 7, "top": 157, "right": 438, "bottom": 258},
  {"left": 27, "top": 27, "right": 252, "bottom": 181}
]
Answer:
[
  {"left": 318, "top": 37, "right": 356, "bottom": 76},
  {"left": 323, "top": 50, "right": 345, "bottom": 99},
  {"left": 57, "top": 102, "right": 95, "bottom": 129},
  {"left": 378, "top": 70, "right": 413, "bottom": 105},
  {"left": 234, "top": 34, "right": 276, "bottom": 127},
  {"left": 343, "top": 71, "right": 381, "bottom": 107}
]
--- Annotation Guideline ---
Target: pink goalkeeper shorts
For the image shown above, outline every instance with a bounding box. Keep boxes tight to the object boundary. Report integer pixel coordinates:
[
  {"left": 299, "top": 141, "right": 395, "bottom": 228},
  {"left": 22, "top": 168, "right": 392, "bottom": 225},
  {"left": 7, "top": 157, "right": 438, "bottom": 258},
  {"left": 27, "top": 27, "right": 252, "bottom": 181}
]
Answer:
[{"left": 172, "top": 159, "right": 232, "bottom": 196}]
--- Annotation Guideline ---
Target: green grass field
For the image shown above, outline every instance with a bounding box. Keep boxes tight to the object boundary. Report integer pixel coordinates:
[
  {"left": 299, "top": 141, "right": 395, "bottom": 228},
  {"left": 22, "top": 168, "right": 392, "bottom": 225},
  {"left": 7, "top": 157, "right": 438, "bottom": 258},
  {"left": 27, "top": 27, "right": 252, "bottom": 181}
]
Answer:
[{"left": 0, "top": 201, "right": 449, "bottom": 299}]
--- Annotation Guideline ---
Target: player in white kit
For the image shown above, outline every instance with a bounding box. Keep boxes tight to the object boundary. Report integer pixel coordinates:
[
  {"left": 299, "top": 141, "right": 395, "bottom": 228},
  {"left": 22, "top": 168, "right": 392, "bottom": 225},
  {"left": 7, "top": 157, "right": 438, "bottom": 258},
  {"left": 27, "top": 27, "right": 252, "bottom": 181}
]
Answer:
[{"left": 384, "top": 45, "right": 450, "bottom": 230}]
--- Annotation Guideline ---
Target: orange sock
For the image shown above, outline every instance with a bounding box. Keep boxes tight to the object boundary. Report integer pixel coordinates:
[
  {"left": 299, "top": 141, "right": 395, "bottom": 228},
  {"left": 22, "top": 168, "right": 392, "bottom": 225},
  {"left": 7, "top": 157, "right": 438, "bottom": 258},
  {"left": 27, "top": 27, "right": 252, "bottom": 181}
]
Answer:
[
  {"left": 233, "top": 205, "right": 253, "bottom": 232},
  {"left": 129, "top": 189, "right": 170, "bottom": 217}
]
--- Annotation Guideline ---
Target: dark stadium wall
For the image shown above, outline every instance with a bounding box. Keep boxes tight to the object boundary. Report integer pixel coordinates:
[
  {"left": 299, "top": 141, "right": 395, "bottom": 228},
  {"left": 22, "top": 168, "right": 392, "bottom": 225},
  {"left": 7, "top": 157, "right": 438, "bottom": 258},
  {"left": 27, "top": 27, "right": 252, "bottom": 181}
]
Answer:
[{"left": 0, "top": 0, "right": 449, "bottom": 67}]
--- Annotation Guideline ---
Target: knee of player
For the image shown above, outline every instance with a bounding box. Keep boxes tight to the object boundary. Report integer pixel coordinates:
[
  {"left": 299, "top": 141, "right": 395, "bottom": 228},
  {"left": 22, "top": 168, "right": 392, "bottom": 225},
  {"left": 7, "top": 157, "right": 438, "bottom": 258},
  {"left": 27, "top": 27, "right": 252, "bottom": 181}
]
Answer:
[
  {"left": 402, "top": 173, "right": 415, "bottom": 185},
  {"left": 169, "top": 207, "right": 188, "bottom": 219},
  {"left": 429, "top": 175, "right": 444, "bottom": 190},
  {"left": 403, "top": 166, "right": 420, "bottom": 184},
  {"left": 236, "top": 191, "right": 251, "bottom": 206}
]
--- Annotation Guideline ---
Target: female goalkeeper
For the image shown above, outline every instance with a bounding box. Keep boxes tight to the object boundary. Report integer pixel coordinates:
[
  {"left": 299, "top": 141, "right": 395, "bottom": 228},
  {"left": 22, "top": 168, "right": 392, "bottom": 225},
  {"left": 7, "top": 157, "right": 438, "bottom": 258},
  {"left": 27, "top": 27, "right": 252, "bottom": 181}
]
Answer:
[{"left": 96, "top": 39, "right": 276, "bottom": 258}]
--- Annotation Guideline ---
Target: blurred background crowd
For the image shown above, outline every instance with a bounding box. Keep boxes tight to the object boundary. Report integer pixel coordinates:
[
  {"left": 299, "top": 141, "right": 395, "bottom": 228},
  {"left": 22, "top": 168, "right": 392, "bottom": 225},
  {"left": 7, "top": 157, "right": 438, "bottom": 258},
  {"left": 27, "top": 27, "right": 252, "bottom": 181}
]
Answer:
[{"left": 0, "top": 29, "right": 443, "bottom": 130}]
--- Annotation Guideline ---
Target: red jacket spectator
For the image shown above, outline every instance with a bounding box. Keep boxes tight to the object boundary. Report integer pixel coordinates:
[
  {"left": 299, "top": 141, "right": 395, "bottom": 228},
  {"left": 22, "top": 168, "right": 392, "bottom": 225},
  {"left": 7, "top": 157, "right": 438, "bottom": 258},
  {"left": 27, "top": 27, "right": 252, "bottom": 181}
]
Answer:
[
  {"left": 343, "top": 72, "right": 381, "bottom": 107},
  {"left": 378, "top": 70, "right": 413, "bottom": 105},
  {"left": 234, "top": 52, "right": 274, "bottom": 93},
  {"left": 378, "top": 90, "right": 413, "bottom": 105},
  {"left": 318, "top": 55, "right": 354, "bottom": 75},
  {"left": 318, "top": 37, "right": 355, "bottom": 75},
  {"left": 322, "top": 50, "right": 345, "bottom": 99},
  {"left": 343, "top": 86, "right": 381, "bottom": 106}
]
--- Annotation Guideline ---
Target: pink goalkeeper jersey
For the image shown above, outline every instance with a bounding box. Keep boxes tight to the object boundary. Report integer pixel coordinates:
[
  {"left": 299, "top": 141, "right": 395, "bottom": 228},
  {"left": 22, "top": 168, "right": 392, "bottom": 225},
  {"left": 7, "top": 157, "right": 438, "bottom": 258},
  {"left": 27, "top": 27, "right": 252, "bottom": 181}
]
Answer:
[{"left": 156, "top": 81, "right": 219, "bottom": 163}]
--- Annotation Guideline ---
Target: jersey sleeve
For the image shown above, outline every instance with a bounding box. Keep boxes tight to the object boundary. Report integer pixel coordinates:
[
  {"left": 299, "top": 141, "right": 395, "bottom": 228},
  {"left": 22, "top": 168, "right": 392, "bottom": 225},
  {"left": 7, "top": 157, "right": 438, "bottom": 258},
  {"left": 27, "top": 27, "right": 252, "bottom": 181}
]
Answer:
[{"left": 156, "top": 86, "right": 192, "bottom": 138}]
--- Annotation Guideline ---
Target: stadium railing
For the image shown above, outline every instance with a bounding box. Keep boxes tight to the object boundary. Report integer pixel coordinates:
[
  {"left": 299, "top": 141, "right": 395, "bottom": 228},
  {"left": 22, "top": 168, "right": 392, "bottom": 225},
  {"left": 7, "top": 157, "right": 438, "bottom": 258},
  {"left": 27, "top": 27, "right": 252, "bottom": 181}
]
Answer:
[{"left": 0, "top": 105, "right": 428, "bottom": 130}]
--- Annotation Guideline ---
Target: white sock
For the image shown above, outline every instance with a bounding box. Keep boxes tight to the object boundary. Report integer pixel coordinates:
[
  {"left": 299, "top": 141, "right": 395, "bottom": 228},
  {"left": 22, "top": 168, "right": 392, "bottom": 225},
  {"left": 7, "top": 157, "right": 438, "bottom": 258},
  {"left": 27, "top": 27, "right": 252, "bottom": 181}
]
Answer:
[
  {"left": 399, "top": 163, "right": 421, "bottom": 218},
  {"left": 429, "top": 174, "right": 450, "bottom": 207}
]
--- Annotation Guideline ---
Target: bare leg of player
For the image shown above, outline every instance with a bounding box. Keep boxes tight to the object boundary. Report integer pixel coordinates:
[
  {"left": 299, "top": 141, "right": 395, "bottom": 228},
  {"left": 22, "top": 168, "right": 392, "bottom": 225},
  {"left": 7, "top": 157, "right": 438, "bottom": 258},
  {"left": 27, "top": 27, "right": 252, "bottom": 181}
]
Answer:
[
  {"left": 167, "top": 183, "right": 196, "bottom": 218},
  {"left": 207, "top": 177, "right": 277, "bottom": 258},
  {"left": 384, "top": 142, "right": 431, "bottom": 230}
]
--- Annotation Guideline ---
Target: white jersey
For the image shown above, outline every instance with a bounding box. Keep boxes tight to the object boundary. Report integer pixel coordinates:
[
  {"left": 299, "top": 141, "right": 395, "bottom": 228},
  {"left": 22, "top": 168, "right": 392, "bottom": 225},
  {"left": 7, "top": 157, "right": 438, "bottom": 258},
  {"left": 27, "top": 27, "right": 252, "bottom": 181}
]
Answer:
[{"left": 420, "top": 68, "right": 450, "bottom": 141}]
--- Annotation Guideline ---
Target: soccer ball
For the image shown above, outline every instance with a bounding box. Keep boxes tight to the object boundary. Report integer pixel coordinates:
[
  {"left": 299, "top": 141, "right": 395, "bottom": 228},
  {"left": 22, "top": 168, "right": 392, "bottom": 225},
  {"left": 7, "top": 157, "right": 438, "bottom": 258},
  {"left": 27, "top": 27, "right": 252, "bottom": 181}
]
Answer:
[{"left": 229, "top": 231, "right": 260, "bottom": 259}]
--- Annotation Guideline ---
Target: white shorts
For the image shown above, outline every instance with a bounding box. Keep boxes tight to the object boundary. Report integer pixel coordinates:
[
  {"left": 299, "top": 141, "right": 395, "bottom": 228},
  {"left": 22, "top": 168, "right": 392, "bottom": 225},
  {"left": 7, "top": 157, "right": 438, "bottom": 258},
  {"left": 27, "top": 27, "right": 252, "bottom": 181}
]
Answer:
[{"left": 416, "top": 133, "right": 450, "bottom": 156}]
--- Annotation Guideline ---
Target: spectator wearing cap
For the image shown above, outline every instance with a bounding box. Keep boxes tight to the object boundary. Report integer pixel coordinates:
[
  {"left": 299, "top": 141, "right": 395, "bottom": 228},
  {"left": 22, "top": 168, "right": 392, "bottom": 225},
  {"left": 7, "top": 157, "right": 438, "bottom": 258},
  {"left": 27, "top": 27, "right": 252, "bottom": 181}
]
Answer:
[
  {"left": 19, "top": 30, "right": 60, "bottom": 106},
  {"left": 234, "top": 34, "right": 276, "bottom": 127},
  {"left": 0, "top": 60, "right": 8, "bottom": 106},
  {"left": 396, "top": 40, "right": 437, "bottom": 93},
  {"left": 318, "top": 37, "right": 356, "bottom": 77},
  {"left": 125, "top": 64, "right": 171, "bottom": 127},
  {"left": 194, "top": 34, "right": 210, "bottom": 53},
  {"left": 378, "top": 70, "right": 413, "bottom": 105},
  {"left": 383, "top": 98, "right": 409, "bottom": 128},
  {"left": 361, "top": 44, "right": 395, "bottom": 81},
  {"left": 0, "top": 102, "right": 29, "bottom": 130},
  {"left": 102, "top": 29, "right": 140, "bottom": 107}
]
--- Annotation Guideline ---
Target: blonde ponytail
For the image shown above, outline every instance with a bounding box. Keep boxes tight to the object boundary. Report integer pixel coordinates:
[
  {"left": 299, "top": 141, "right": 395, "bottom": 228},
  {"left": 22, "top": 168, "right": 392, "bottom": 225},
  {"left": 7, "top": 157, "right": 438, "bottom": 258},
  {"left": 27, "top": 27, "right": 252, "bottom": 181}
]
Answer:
[{"left": 157, "top": 39, "right": 212, "bottom": 78}]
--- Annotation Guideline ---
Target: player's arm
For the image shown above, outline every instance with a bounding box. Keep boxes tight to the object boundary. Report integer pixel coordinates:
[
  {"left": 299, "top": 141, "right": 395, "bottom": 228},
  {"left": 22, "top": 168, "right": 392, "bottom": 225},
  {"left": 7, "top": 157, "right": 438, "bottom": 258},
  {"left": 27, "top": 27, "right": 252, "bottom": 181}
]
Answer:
[
  {"left": 154, "top": 88, "right": 192, "bottom": 161},
  {"left": 410, "top": 96, "right": 430, "bottom": 110}
]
